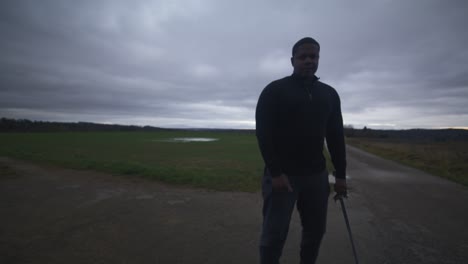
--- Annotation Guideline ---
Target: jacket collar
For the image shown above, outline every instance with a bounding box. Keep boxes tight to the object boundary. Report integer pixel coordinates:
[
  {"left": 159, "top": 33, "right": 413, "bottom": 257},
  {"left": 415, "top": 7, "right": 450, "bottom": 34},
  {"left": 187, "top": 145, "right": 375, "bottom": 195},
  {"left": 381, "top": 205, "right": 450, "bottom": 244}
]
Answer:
[{"left": 291, "top": 73, "right": 319, "bottom": 82}]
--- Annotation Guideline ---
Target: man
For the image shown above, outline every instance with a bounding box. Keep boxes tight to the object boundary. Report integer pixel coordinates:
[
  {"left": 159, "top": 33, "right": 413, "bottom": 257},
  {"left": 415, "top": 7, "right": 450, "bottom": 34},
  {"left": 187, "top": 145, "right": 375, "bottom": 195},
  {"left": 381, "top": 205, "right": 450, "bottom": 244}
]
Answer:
[{"left": 255, "top": 37, "right": 347, "bottom": 264}]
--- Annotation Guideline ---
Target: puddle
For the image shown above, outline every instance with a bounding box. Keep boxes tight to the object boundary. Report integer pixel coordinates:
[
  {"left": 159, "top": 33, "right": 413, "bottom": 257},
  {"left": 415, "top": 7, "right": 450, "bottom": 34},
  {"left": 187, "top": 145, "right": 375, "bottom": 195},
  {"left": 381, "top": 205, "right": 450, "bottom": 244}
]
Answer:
[{"left": 155, "top": 137, "right": 219, "bottom": 143}]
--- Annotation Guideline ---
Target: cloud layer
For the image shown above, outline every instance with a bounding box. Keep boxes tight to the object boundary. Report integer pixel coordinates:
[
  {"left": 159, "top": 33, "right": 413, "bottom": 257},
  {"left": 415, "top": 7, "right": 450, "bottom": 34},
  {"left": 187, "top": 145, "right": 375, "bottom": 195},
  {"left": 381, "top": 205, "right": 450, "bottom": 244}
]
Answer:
[{"left": 1, "top": 0, "right": 467, "bottom": 129}]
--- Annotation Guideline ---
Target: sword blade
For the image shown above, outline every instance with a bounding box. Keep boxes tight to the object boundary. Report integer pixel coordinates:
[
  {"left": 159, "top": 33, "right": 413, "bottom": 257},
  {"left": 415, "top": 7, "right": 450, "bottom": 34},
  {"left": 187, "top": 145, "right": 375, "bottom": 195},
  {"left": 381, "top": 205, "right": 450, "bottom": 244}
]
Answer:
[{"left": 339, "top": 197, "right": 360, "bottom": 264}]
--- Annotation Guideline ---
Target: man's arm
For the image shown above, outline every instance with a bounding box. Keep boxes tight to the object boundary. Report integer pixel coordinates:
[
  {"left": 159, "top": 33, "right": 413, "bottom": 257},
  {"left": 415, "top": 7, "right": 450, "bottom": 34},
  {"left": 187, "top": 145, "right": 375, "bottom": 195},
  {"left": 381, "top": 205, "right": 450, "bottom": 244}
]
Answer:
[
  {"left": 255, "top": 84, "right": 282, "bottom": 178},
  {"left": 326, "top": 89, "right": 347, "bottom": 195},
  {"left": 326, "top": 89, "right": 347, "bottom": 180}
]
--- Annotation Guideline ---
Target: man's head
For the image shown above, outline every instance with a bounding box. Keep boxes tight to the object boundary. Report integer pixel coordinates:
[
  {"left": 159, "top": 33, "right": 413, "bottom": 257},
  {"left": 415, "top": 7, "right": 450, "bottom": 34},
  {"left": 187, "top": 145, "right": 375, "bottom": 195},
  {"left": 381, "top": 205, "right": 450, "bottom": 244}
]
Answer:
[{"left": 291, "top": 37, "right": 320, "bottom": 78}]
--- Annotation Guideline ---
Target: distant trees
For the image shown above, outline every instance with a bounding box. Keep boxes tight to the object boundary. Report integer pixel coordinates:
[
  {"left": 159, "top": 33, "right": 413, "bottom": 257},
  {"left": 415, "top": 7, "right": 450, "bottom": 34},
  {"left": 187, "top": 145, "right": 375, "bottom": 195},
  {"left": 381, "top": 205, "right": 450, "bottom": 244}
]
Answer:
[
  {"left": 0, "top": 118, "right": 255, "bottom": 134},
  {"left": 343, "top": 124, "right": 355, "bottom": 137},
  {"left": 341, "top": 123, "right": 468, "bottom": 142},
  {"left": 0, "top": 118, "right": 166, "bottom": 132}
]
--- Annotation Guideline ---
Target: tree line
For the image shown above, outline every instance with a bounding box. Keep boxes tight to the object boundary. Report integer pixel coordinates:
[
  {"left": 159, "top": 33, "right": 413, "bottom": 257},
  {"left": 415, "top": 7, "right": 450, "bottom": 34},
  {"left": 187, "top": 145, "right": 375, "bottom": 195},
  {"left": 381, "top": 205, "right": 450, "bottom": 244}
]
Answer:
[
  {"left": 0, "top": 118, "right": 253, "bottom": 134},
  {"left": 0, "top": 118, "right": 166, "bottom": 132},
  {"left": 344, "top": 125, "right": 468, "bottom": 142}
]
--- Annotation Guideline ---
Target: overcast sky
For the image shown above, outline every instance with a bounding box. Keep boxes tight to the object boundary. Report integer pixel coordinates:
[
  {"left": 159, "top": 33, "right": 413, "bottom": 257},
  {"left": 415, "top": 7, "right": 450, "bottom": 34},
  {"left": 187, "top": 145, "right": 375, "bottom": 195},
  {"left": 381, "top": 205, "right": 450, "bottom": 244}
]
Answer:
[{"left": 1, "top": 0, "right": 467, "bottom": 129}]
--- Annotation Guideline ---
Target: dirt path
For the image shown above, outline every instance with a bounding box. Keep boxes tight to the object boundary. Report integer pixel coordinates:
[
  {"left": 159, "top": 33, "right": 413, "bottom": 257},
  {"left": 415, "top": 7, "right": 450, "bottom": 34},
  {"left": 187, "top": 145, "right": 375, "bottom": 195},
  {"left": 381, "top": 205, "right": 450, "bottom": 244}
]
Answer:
[
  {"left": 1, "top": 146, "right": 468, "bottom": 263},
  {"left": 1, "top": 157, "right": 266, "bottom": 264}
]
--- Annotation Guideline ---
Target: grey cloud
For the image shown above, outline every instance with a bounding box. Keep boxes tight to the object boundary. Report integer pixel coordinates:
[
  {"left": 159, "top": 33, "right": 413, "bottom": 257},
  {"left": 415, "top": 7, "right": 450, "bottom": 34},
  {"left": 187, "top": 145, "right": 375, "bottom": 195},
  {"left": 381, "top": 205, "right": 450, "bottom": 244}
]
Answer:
[{"left": 1, "top": 0, "right": 468, "bottom": 129}]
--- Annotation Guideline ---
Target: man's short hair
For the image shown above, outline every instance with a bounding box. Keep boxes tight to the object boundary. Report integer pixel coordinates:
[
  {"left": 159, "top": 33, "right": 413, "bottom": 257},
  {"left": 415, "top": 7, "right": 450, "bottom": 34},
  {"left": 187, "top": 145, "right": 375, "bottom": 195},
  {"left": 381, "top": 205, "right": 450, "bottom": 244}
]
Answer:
[{"left": 292, "top": 37, "right": 320, "bottom": 57}]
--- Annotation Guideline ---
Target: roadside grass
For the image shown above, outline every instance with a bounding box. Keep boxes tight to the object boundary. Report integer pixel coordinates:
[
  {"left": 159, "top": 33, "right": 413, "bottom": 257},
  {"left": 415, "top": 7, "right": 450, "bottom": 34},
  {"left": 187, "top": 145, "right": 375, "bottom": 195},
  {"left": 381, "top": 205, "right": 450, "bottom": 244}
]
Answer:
[{"left": 346, "top": 137, "right": 468, "bottom": 187}]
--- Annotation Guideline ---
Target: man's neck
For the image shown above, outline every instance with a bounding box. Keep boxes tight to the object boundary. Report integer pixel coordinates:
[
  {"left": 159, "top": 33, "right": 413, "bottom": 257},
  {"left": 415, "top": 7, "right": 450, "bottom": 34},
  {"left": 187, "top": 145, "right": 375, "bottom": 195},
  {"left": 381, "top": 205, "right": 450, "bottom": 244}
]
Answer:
[{"left": 292, "top": 73, "right": 318, "bottom": 81}]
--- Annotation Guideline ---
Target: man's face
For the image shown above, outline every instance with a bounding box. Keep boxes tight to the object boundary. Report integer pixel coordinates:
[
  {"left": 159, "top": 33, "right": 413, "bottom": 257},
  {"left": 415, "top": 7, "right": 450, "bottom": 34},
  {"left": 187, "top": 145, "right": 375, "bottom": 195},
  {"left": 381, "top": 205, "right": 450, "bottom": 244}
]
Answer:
[{"left": 291, "top": 43, "right": 320, "bottom": 78}]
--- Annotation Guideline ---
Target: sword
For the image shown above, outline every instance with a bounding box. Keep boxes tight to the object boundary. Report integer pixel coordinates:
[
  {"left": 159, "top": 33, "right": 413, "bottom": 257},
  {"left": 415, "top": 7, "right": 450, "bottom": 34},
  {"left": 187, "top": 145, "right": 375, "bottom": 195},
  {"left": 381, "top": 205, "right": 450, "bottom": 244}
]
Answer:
[{"left": 335, "top": 193, "right": 360, "bottom": 264}]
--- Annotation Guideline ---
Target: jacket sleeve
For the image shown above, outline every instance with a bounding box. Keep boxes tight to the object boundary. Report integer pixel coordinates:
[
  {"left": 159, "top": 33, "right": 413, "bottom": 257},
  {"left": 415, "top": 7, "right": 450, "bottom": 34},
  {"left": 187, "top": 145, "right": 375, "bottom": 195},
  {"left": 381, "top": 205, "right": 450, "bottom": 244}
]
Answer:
[
  {"left": 326, "top": 89, "right": 347, "bottom": 179},
  {"left": 255, "top": 84, "right": 282, "bottom": 178}
]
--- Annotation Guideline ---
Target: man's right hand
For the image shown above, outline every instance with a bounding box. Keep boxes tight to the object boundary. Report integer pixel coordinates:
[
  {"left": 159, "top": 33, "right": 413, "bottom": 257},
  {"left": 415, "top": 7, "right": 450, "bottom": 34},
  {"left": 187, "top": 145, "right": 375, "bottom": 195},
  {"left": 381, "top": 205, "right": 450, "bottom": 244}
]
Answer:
[{"left": 272, "top": 173, "right": 293, "bottom": 192}]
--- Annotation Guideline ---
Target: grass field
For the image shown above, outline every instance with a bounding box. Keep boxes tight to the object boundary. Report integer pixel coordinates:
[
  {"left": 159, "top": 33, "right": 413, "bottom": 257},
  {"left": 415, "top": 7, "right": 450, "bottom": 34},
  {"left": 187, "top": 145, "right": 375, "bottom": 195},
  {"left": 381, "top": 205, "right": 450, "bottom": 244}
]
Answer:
[
  {"left": 0, "top": 131, "right": 340, "bottom": 192},
  {"left": 0, "top": 131, "right": 267, "bottom": 191},
  {"left": 2, "top": 131, "right": 466, "bottom": 190},
  {"left": 347, "top": 137, "right": 468, "bottom": 187}
]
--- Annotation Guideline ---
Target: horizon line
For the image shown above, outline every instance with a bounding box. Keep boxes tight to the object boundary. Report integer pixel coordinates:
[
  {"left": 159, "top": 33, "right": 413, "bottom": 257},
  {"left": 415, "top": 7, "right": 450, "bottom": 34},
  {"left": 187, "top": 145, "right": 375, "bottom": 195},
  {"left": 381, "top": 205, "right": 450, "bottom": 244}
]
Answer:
[{"left": 1, "top": 117, "right": 468, "bottom": 131}]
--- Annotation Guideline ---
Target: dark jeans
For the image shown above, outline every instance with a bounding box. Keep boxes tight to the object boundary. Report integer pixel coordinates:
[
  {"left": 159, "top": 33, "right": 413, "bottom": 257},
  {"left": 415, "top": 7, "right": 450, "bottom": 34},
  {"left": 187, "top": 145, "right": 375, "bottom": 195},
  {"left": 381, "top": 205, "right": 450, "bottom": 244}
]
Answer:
[{"left": 259, "top": 168, "right": 330, "bottom": 264}]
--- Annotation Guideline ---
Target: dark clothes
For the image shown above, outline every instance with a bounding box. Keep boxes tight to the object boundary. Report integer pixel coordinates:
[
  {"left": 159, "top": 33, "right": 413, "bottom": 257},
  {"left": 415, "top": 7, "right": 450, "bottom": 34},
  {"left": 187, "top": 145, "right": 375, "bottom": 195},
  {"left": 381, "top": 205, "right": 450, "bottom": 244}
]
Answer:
[
  {"left": 260, "top": 169, "right": 329, "bottom": 264},
  {"left": 256, "top": 74, "right": 347, "bottom": 264},
  {"left": 255, "top": 74, "right": 346, "bottom": 179}
]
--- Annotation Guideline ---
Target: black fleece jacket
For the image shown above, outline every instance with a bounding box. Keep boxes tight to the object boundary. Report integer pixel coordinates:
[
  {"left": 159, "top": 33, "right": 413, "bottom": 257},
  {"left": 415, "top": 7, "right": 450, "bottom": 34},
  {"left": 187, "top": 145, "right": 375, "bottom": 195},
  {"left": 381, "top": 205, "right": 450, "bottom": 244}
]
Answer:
[{"left": 255, "top": 74, "right": 346, "bottom": 179}]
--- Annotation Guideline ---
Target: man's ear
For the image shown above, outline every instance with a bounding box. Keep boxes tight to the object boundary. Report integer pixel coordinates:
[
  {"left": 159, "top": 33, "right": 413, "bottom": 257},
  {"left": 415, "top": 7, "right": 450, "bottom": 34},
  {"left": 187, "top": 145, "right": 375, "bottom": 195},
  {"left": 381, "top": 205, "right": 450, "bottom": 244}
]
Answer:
[{"left": 290, "top": 57, "right": 294, "bottom": 66}]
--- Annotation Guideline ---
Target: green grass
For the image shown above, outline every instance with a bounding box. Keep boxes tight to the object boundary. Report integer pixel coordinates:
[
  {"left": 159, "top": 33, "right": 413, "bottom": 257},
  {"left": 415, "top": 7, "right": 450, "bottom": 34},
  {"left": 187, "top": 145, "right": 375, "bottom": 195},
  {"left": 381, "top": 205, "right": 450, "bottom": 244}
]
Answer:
[
  {"left": 0, "top": 131, "right": 266, "bottom": 191},
  {"left": 9, "top": 131, "right": 461, "bottom": 191},
  {"left": 0, "top": 131, "right": 339, "bottom": 191},
  {"left": 347, "top": 137, "right": 468, "bottom": 187}
]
